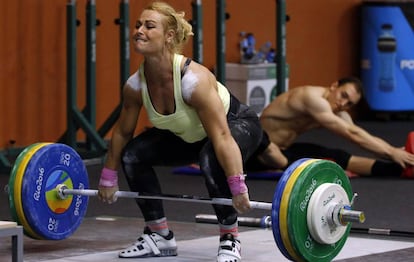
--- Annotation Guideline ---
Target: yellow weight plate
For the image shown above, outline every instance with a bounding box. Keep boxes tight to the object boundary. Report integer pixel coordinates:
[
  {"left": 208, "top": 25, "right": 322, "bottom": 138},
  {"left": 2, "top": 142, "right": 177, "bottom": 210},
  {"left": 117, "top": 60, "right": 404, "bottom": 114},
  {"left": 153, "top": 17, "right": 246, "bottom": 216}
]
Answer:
[
  {"left": 9, "top": 143, "right": 42, "bottom": 226},
  {"left": 279, "top": 159, "right": 320, "bottom": 262},
  {"left": 14, "top": 143, "right": 52, "bottom": 239}
]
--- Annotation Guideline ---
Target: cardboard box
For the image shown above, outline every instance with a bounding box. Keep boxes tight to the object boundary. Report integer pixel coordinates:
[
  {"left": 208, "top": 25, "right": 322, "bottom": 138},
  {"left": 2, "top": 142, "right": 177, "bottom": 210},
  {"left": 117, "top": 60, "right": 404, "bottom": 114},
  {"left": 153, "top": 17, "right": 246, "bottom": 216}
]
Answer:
[{"left": 225, "top": 63, "right": 288, "bottom": 115}]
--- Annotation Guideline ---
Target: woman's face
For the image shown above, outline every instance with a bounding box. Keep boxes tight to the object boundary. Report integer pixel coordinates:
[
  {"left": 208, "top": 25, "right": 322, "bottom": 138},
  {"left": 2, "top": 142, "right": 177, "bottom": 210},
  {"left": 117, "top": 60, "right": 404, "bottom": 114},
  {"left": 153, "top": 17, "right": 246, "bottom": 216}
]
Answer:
[{"left": 133, "top": 10, "right": 168, "bottom": 55}]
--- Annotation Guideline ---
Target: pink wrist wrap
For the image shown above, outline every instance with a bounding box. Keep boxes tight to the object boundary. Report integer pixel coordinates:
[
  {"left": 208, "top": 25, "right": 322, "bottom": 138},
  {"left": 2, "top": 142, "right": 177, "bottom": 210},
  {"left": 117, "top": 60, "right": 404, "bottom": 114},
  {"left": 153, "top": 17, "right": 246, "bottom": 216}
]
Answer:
[
  {"left": 227, "top": 174, "right": 248, "bottom": 196},
  {"left": 99, "top": 167, "right": 118, "bottom": 187}
]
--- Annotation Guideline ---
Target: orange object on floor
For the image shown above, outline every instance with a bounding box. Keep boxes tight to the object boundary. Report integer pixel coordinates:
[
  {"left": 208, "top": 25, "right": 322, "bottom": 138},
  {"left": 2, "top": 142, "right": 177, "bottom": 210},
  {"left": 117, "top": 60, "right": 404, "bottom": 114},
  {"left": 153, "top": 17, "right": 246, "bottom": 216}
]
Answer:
[{"left": 401, "top": 131, "right": 414, "bottom": 178}]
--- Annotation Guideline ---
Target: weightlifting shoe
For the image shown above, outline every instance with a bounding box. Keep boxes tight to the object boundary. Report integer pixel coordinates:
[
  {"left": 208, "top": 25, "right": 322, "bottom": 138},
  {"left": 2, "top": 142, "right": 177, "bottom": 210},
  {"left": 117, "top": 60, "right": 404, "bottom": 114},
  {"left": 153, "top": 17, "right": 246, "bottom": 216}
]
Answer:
[
  {"left": 118, "top": 227, "right": 177, "bottom": 258},
  {"left": 217, "top": 233, "right": 241, "bottom": 262},
  {"left": 402, "top": 131, "right": 414, "bottom": 178}
]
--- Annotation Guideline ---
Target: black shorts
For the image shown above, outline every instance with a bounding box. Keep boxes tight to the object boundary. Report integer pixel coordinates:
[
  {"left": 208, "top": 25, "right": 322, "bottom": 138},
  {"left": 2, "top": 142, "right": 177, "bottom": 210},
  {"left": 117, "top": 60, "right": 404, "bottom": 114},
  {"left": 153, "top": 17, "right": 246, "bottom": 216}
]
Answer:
[{"left": 244, "top": 131, "right": 272, "bottom": 171}]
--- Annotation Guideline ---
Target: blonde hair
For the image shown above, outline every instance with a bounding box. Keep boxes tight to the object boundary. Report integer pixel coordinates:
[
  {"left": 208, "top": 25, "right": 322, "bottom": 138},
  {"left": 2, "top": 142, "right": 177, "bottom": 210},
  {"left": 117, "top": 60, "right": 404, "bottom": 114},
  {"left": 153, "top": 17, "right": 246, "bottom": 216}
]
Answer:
[{"left": 145, "top": 1, "right": 194, "bottom": 53}]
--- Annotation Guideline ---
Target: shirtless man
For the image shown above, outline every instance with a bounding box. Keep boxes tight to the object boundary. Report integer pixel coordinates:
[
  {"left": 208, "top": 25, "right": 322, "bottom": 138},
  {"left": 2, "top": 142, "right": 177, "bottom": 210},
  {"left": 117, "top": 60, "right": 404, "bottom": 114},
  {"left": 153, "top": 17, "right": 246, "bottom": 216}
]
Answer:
[{"left": 259, "top": 77, "right": 414, "bottom": 177}]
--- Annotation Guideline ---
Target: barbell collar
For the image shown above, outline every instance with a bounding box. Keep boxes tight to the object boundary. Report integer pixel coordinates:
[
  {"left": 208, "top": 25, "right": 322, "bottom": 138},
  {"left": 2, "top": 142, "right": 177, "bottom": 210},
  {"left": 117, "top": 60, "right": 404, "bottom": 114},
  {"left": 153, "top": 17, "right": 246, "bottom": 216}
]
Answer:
[
  {"left": 56, "top": 184, "right": 273, "bottom": 210},
  {"left": 339, "top": 208, "right": 366, "bottom": 225},
  {"left": 329, "top": 203, "right": 365, "bottom": 227}
]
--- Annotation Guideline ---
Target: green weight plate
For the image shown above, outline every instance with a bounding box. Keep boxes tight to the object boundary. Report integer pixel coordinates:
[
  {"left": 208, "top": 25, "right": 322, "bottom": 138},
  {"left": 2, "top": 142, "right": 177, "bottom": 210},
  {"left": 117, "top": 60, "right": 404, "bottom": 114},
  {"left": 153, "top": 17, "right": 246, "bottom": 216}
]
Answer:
[
  {"left": 14, "top": 143, "right": 52, "bottom": 239},
  {"left": 8, "top": 143, "right": 41, "bottom": 226},
  {"left": 288, "top": 160, "right": 353, "bottom": 262},
  {"left": 279, "top": 159, "right": 319, "bottom": 262}
]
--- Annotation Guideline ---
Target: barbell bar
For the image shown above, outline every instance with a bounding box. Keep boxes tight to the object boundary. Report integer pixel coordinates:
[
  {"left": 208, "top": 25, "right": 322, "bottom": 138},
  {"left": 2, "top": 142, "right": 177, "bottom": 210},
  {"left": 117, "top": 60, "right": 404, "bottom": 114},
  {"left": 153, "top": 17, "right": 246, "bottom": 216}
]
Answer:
[
  {"left": 8, "top": 142, "right": 366, "bottom": 262},
  {"left": 56, "top": 184, "right": 365, "bottom": 227},
  {"left": 56, "top": 184, "right": 273, "bottom": 209}
]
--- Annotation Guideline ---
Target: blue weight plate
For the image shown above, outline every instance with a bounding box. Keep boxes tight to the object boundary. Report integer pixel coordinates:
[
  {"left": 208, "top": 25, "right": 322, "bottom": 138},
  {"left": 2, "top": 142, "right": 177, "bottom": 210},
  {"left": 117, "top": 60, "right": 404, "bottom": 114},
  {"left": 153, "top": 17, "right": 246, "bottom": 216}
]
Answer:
[
  {"left": 21, "top": 143, "right": 89, "bottom": 240},
  {"left": 271, "top": 158, "right": 311, "bottom": 260}
]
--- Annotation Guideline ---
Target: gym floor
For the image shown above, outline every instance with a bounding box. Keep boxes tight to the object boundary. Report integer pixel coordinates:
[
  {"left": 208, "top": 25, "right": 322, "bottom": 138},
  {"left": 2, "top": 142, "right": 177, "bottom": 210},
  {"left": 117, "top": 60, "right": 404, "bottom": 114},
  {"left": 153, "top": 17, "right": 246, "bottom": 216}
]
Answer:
[{"left": 1, "top": 120, "right": 414, "bottom": 261}]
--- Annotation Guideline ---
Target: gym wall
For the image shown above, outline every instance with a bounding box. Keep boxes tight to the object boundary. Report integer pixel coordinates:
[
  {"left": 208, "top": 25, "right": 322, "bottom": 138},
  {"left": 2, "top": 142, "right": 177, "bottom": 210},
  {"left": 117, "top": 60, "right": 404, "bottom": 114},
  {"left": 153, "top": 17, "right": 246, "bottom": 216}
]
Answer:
[{"left": 0, "top": 0, "right": 362, "bottom": 148}]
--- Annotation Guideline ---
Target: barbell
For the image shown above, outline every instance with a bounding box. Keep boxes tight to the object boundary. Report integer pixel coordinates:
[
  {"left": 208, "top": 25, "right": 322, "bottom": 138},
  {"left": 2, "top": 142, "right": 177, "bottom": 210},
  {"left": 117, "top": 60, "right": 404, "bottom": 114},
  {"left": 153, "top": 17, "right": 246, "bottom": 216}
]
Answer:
[{"left": 7, "top": 142, "right": 365, "bottom": 262}]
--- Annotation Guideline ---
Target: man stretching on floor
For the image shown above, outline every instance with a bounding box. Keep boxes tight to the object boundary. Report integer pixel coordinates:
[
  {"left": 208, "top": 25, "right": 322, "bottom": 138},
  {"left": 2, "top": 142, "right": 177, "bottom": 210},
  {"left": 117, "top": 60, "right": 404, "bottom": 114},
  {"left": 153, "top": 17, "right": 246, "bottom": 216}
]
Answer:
[{"left": 259, "top": 76, "right": 414, "bottom": 177}]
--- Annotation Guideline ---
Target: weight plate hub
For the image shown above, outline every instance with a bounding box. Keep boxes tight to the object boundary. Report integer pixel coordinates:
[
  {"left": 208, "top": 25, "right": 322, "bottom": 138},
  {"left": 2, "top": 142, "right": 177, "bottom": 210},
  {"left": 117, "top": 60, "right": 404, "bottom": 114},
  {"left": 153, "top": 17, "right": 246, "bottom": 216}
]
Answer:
[
  {"left": 20, "top": 143, "right": 90, "bottom": 240},
  {"left": 307, "top": 183, "right": 349, "bottom": 244}
]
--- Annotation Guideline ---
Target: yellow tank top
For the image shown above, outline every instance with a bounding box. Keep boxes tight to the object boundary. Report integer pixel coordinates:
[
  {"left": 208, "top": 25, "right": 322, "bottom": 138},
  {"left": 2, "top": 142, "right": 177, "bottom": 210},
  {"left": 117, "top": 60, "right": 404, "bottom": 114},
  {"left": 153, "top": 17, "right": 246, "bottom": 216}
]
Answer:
[{"left": 141, "top": 54, "right": 230, "bottom": 143}]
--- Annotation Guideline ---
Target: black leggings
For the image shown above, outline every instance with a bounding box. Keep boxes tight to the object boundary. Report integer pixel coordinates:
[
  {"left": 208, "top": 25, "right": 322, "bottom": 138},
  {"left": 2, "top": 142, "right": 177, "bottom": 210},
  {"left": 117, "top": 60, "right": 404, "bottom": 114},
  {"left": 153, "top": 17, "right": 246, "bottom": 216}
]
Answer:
[
  {"left": 282, "top": 142, "right": 403, "bottom": 176},
  {"left": 282, "top": 142, "right": 352, "bottom": 169},
  {"left": 245, "top": 141, "right": 362, "bottom": 171},
  {"left": 121, "top": 96, "right": 263, "bottom": 225}
]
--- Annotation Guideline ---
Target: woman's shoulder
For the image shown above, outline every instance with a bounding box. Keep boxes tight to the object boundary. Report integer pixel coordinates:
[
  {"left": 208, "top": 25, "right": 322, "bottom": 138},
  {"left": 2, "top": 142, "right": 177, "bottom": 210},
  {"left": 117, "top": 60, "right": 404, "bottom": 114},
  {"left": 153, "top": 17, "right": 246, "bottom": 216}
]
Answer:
[
  {"left": 125, "top": 70, "right": 141, "bottom": 91},
  {"left": 182, "top": 60, "right": 213, "bottom": 82}
]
